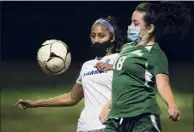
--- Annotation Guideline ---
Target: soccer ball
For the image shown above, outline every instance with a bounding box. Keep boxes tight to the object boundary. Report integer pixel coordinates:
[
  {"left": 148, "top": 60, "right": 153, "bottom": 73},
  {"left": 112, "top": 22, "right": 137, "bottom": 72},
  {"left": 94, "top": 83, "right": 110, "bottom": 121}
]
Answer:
[{"left": 37, "top": 39, "right": 71, "bottom": 75}]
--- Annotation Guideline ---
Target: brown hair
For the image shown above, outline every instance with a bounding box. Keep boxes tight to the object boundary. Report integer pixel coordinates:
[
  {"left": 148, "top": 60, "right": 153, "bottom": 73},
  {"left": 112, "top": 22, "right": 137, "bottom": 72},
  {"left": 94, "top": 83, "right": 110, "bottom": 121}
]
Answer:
[{"left": 136, "top": 2, "right": 192, "bottom": 41}]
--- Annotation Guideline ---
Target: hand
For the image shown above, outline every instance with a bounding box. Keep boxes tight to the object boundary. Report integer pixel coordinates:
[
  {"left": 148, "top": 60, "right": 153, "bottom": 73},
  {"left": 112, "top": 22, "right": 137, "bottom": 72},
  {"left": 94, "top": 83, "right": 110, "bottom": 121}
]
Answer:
[
  {"left": 15, "top": 99, "right": 36, "bottom": 110},
  {"left": 99, "top": 105, "right": 110, "bottom": 124},
  {"left": 94, "top": 62, "right": 113, "bottom": 71},
  {"left": 168, "top": 107, "right": 181, "bottom": 121}
]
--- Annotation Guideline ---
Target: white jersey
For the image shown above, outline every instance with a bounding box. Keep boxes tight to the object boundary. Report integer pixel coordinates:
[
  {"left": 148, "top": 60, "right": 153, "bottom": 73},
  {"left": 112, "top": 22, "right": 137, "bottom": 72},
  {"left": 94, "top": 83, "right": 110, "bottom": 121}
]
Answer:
[{"left": 76, "top": 53, "right": 119, "bottom": 131}]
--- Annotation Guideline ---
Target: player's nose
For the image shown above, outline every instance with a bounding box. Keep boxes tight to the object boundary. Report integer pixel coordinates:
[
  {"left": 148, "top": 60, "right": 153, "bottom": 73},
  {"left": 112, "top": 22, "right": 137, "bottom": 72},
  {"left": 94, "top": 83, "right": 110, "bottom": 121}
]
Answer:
[{"left": 94, "top": 37, "right": 100, "bottom": 43}]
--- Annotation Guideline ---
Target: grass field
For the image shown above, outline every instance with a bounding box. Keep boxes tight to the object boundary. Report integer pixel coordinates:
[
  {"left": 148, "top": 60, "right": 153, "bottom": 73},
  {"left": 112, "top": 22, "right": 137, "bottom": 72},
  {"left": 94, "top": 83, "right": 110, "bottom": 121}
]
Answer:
[
  {"left": 1, "top": 85, "right": 193, "bottom": 132},
  {"left": 1, "top": 62, "right": 193, "bottom": 132}
]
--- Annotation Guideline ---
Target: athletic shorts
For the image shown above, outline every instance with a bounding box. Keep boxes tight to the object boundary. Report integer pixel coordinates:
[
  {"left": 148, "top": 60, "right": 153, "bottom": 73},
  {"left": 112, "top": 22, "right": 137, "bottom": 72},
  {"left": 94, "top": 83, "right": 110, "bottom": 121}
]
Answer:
[{"left": 104, "top": 113, "right": 162, "bottom": 132}]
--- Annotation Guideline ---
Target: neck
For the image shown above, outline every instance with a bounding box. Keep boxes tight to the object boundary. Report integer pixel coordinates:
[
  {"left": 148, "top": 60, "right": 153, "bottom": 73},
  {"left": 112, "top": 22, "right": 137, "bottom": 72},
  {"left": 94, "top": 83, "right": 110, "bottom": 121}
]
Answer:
[
  {"left": 137, "top": 36, "right": 155, "bottom": 46},
  {"left": 105, "top": 49, "right": 113, "bottom": 56}
]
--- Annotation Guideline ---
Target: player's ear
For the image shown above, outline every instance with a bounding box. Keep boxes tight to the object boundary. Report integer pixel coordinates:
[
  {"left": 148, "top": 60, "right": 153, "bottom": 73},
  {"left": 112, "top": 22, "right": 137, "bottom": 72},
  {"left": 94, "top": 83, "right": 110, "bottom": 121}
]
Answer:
[
  {"left": 111, "top": 35, "right": 115, "bottom": 42},
  {"left": 147, "top": 24, "right": 154, "bottom": 34}
]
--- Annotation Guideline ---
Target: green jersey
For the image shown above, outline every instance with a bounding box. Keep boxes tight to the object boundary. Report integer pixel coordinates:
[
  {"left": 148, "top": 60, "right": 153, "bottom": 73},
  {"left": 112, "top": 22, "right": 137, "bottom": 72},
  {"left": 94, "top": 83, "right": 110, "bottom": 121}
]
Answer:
[{"left": 109, "top": 42, "right": 168, "bottom": 118}]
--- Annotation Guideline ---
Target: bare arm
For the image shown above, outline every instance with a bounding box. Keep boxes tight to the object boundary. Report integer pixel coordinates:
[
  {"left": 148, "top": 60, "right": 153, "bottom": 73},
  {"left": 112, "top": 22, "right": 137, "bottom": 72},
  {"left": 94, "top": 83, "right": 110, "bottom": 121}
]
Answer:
[
  {"left": 16, "top": 83, "right": 84, "bottom": 109},
  {"left": 105, "top": 99, "right": 112, "bottom": 109},
  {"left": 156, "top": 74, "right": 180, "bottom": 121},
  {"left": 99, "top": 99, "right": 112, "bottom": 123},
  {"left": 156, "top": 74, "right": 177, "bottom": 108}
]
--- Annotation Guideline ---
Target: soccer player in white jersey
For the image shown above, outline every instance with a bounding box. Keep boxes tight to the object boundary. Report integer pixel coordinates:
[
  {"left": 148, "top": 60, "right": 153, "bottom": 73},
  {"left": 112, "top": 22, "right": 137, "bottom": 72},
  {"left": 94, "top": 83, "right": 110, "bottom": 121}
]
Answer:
[{"left": 15, "top": 16, "right": 125, "bottom": 132}]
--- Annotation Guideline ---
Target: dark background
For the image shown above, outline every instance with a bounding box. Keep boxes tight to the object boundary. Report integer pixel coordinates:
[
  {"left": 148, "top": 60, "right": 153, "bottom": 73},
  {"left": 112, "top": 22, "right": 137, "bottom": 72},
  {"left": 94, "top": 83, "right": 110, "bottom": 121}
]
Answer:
[
  {"left": 1, "top": 2, "right": 194, "bottom": 132},
  {"left": 2, "top": 1, "right": 194, "bottom": 62}
]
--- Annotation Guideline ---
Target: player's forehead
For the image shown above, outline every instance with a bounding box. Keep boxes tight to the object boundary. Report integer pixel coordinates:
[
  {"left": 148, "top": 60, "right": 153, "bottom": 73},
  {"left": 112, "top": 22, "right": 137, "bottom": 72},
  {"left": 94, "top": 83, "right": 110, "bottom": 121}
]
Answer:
[
  {"left": 131, "top": 10, "right": 145, "bottom": 24},
  {"left": 91, "top": 24, "right": 110, "bottom": 34}
]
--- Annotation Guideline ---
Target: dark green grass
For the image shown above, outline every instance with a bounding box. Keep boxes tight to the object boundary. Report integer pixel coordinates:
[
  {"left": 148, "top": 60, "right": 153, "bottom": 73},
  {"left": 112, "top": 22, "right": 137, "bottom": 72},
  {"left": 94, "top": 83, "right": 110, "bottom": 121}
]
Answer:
[{"left": 1, "top": 85, "right": 193, "bottom": 132}]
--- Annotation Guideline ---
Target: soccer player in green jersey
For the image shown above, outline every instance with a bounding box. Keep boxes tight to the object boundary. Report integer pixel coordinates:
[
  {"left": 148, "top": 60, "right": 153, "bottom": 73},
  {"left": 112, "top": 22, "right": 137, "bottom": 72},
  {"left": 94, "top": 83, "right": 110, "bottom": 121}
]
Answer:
[{"left": 99, "top": 2, "right": 192, "bottom": 132}]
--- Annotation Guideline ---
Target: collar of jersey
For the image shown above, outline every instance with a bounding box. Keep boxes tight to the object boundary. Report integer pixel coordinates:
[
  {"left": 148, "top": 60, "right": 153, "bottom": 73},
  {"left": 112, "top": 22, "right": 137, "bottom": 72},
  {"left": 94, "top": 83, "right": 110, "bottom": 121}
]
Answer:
[{"left": 95, "top": 57, "right": 103, "bottom": 60}]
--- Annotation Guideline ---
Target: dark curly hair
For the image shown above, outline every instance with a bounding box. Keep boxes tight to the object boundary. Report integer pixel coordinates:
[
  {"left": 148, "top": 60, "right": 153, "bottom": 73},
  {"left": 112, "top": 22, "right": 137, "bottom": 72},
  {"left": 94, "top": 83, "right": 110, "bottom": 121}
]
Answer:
[
  {"left": 136, "top": 2, "right": 192, "bottom": 42},
  {"left": 98, "top": 15, "right": 125, "bottom": 53}
]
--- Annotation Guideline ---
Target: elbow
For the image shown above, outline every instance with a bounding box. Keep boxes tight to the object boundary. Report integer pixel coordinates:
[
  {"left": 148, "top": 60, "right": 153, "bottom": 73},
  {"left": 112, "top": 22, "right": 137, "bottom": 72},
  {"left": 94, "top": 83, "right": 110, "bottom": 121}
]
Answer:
[
  {"left": 58, "top": 98, "right": 78, "bottom": 107},
  {"left": 59, "top": 93, "right": 81, "bottom": 107},
  {"left": 70, "top": 91, "right": 83, "bottom": 106},
  {"left": 157, "top": 82, "right": 171, "bottom": 92},
  {"left": 71, "top": 101, "right": 79, "bottom": 106},
  {"left": 69, "top": 98, "right": 79, "bottom": 106},
  {"left": 156, "top": 74, "right": 171, "bottom": 91},
  {"left": 69, "top": 95, "right": 82, "bottom": 106},
  {"left": 70, "top": 98, "right": 82, "bottom": 106}
]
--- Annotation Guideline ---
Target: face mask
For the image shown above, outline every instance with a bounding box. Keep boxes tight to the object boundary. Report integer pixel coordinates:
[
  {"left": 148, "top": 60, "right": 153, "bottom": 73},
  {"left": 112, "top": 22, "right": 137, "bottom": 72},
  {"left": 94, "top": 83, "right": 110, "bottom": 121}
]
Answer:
[
  {"left": 90, "top": 41, "right": 111, "bottom": 59},
  {"left": 127, "top": 26, "right": 142, "bottom": 44}
]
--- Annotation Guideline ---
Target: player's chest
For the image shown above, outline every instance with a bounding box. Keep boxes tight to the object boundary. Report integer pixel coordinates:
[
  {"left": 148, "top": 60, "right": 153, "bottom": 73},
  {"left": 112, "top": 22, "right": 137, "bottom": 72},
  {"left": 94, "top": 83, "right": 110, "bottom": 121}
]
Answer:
[
  {"left": 81, "top": 61, "right": 113, "bottom": 83},
  {"left": 113, "top": 50, "right": 148, "bottom": 73}
]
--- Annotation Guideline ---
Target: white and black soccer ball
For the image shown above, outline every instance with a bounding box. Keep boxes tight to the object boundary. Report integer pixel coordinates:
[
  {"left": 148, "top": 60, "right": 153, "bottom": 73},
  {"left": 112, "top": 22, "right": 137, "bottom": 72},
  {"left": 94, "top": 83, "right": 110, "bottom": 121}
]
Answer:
[{"left": 37, "top": 39, "right": 71, "bottom": 75}]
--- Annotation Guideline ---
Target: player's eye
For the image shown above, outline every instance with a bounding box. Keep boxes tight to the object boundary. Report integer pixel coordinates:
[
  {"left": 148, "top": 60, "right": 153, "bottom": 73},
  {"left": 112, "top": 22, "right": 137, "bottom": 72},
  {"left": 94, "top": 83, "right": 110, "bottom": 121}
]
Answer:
[
  {"left": 134, "top": 23, "right": 138, "bottom": 26},
  {"left": 134, "top": 22, "right": 139, "bottom": 26},
  {"left": 98, "top": 34, "right": 105, "bottom": 39},
  {"left": 91, "top": 34, "right": 96, "bottom": 38},
  {"left": 131, "top": 19, "right": 139, "bottom": 27}
]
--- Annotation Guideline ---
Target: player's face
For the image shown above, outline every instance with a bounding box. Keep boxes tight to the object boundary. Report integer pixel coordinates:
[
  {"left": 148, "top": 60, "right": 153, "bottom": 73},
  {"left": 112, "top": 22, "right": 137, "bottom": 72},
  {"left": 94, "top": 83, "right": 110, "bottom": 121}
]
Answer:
[
  {"left": 130, "top": 10, "right": 152, "bottom": 37},
  {"left": 90, "top": 24, "right": 112, "bottom": 44}
]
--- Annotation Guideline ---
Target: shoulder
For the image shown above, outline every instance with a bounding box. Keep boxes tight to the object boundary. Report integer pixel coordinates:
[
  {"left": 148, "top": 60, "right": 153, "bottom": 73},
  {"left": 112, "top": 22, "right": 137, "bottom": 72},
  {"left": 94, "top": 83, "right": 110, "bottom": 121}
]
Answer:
[
  {"left": 106, "top": 53, "right": 119, "bottom": 59},
  {"left": 121, "top": 42, "right": 136, "bottom": 49},
  {"left": 149, "top": 44, "right": 168, "bottom": 64},
  {"left": 102, "top": 53, "right": 119, "bottom": 64},
  {"left": 81, "top": 59, "right": 97, "bottom": 68}
]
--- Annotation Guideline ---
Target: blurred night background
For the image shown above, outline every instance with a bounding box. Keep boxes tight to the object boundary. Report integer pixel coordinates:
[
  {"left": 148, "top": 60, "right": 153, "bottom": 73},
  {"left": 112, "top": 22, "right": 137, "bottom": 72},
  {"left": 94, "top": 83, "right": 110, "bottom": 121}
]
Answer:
[{"left": 1, "top": 1, "right": 194, "bottom": 132}]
